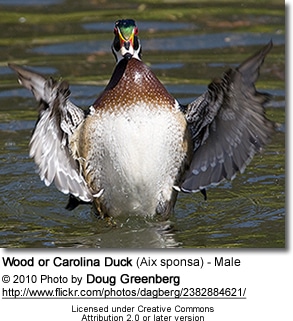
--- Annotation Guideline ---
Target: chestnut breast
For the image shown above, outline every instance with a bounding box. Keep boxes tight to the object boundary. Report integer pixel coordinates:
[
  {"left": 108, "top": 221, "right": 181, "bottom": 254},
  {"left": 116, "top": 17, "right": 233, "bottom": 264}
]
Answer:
[{"left": 93, "top": 58, "right": 176, "bottom": 112}]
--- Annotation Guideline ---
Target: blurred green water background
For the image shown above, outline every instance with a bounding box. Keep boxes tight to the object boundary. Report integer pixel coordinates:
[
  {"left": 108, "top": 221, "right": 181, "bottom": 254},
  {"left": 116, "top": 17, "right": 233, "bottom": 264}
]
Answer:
[{"left": 0, "top": 0, "right": 285, "bottom": 248}]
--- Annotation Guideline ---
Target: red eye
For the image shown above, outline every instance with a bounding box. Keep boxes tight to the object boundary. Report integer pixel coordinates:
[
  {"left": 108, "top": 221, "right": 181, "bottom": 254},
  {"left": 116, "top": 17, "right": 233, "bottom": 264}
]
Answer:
[
  {"left": 114, "top": 27, "right": 118, "bottom": 35},
  {"left": 134, "top": 27, "right": 138, "bottom": 35}
]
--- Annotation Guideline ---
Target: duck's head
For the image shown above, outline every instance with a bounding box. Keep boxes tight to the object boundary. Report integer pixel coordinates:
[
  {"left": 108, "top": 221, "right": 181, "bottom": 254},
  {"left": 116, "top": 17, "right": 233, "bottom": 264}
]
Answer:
[{"left": 112, "top": 19, "right": 141, "bottom": 62}]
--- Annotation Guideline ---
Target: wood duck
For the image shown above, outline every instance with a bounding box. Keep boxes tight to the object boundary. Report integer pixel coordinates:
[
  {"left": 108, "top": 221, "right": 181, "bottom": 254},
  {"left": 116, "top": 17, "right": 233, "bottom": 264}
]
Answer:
[{"left": 9, "top": 19, "right": 275, "bottom": 218}]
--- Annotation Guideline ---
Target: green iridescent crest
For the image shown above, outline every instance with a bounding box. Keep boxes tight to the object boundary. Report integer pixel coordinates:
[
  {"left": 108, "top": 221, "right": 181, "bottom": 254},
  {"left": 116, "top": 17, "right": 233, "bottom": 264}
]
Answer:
[{"left": 116, "top": 19, "right": 136, "bottom": 40}]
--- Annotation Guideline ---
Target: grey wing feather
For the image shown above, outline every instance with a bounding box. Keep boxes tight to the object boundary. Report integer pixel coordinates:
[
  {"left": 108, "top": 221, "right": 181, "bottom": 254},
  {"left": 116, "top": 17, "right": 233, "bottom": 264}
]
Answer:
[
  {"left": 181, "top": 41, "right": 275, "bottom": 192},
  {"left": 9, "top": 64, "right": 93, "bottom": 202}
]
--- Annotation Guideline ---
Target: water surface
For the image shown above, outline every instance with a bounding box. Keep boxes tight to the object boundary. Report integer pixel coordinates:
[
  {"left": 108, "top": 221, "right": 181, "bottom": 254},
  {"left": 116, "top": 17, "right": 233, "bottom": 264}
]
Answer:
[{"left": 0, "top": 0, "right": 285, "bottom": 248}]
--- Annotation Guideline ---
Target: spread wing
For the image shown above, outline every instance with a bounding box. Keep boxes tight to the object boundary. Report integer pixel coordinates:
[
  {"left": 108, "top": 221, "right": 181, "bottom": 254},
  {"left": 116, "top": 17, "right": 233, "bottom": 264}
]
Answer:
[
  {"left": 9, "top": 64, "right": 93, "bottom": 202},
  {"left": 181, "top": 41, "right": 275, "bottom": 192}
]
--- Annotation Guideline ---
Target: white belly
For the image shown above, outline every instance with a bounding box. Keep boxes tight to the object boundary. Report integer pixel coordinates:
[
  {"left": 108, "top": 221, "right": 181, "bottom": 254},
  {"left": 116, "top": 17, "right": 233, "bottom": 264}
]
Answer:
[{"left": 80, "top": 104, "right": 189, "bottom": 217}]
